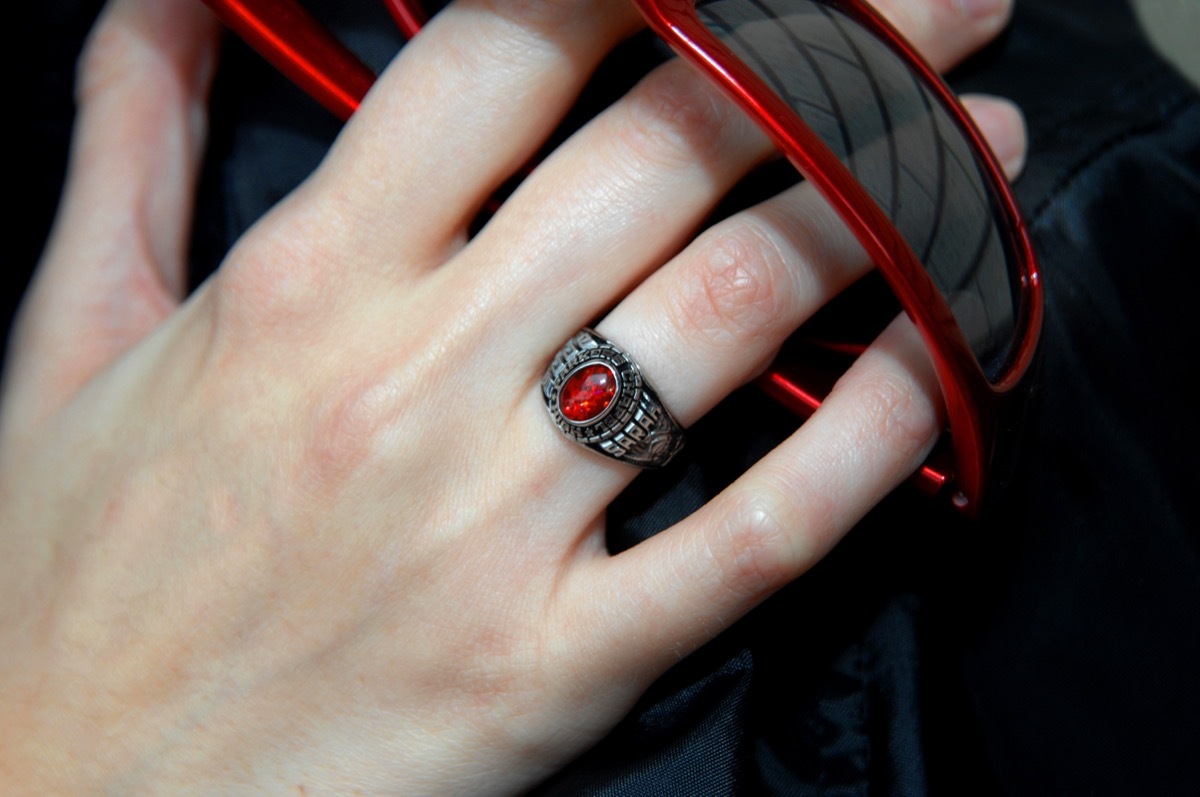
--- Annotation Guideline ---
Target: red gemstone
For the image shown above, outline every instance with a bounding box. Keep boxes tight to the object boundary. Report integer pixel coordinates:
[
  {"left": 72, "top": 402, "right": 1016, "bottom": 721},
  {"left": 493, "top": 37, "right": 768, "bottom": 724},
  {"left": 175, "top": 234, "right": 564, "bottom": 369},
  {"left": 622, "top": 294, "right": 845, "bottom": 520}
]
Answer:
[{"left": 560, "top": 363, "right": 617, "bottom": 423}]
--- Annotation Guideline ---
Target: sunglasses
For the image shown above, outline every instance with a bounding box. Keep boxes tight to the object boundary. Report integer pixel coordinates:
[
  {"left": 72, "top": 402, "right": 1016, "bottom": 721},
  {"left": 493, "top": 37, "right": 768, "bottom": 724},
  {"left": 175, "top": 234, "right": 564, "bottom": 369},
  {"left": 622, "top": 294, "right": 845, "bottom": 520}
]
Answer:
[{"left": 199, "top": 0, "right": 1043, "bottom": 515}]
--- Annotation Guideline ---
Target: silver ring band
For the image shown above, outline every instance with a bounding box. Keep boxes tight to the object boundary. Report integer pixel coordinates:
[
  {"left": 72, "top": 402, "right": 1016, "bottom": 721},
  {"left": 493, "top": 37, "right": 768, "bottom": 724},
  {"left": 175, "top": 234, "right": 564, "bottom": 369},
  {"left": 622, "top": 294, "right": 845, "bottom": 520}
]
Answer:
[{"left": 542, "top": 329, "right": 684, "bottom": 468}]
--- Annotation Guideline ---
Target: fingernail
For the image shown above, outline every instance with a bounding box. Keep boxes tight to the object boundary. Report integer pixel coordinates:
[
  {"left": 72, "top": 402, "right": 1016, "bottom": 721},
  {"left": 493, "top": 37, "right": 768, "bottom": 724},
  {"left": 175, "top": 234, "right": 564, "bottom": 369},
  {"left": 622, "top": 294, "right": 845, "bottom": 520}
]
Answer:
[{"left": 954, "top": 0, "right": 1008, "bottom": 21}]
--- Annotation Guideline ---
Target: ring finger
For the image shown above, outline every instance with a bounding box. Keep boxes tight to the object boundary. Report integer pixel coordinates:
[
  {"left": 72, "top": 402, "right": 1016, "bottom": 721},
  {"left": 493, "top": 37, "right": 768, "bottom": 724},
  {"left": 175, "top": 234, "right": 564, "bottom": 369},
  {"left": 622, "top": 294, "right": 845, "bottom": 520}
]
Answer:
[
  {"left": 501, "top": 0, "right": 1023, "bottom": 504},
  {"left": 596, "top": 94, "right": 1028, "bottom": 430}
]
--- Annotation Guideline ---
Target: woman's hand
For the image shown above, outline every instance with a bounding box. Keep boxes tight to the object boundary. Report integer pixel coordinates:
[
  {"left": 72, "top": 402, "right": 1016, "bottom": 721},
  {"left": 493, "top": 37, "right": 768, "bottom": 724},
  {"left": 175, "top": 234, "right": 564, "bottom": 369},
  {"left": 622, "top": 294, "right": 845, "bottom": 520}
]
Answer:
[{"left": 0, "top": 0, "right": 1025, "bottom": 793}]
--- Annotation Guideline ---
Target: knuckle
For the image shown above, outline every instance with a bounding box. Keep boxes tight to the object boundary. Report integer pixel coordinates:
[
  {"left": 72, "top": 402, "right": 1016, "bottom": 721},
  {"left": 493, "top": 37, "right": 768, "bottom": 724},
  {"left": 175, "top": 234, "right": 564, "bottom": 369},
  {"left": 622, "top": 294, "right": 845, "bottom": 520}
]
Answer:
[
  {"left": 75, "top": 20, "right": 138, "bottom": 104},
  {"left": 841, "top": 367, "right": 939, "bottom": 455},
  {"left": 213, "top": 250, "right": 319, "bottom": 338},
  {"left": 402, "top": 0, "right": 609, "bottom": 96},
  {"left": 873, "top": 0, "right": 1011, "bottom": 67},
  {"left": 616, "top": 64, "right": 738, "bottom": 169},
  {"left": 667, "top": 220, "right": 790, "bottom": 348},
  {"left": 75, "top": 14, "right": 181, "bottom": 109},
  {"left": 471, "top": 0, "right": 587, "bottom": 33},
  {"left": 430, "top": 18, "right": 525, "bottom": 79},
  {"left": 300, "top": 369, "right": 410, "bottom": 499},
  {"left": 210, "top": 209, "right": 337, "bottom": 339},
  {"left": 707, "top": 494, "right": 795, "bottom": 600},
  {"left": 871, "top": 0, "right": 935, "bottom": 44}
]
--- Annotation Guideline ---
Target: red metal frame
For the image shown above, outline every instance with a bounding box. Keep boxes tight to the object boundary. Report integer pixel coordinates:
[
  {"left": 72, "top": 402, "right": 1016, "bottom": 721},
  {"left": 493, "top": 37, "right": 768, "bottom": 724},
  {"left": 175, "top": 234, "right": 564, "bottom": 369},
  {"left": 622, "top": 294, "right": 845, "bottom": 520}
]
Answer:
[
  {"left": 199, "top": 0, "right": 374, "bottom": 120},
  {"left": 381, "top": 0, "right": 426, "bottom": 39},
  {"left": 197, "top": 0, "right": 1043, "bottom": 515},
  {"left": 196, "top": 0, "right": 425, "bottom": 117},
  {"left": 635, "top": 0, "right": 1043, "bottom": 514}
]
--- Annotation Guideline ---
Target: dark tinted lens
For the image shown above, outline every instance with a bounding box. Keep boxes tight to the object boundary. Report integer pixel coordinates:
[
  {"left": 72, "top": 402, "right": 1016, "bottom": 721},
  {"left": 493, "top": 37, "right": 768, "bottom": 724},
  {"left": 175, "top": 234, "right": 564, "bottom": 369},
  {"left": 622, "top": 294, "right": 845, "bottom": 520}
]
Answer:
[{"left": 696, "top": 0, "right": 1017, "bottom": 380}]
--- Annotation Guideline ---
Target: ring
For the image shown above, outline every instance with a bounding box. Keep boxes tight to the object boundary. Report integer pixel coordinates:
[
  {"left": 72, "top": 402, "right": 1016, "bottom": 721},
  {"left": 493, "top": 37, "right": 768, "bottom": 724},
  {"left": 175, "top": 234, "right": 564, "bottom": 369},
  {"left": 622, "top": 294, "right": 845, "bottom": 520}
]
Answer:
[{"left": 542, "top": 329, "right": 684, "bottom": 468}]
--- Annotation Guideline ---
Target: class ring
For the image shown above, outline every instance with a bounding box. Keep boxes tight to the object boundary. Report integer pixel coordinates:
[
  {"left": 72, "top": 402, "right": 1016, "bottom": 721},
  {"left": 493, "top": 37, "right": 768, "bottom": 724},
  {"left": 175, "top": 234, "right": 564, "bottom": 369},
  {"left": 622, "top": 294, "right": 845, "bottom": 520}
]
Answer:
[{"left": 542, "top": 329, "right": 684, "bottom": 469}]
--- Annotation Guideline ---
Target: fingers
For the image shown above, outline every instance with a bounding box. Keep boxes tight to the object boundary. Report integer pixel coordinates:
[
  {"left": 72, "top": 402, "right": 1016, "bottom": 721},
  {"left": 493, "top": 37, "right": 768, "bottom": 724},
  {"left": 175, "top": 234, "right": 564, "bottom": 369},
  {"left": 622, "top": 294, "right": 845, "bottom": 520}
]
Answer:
[
  {"left": 459, "top": 57, "right": 777, "bottom": 352},
  {"left": 589, "top": 94, "right": 1027, "bottom": 431},
  {"left": 286, "top": 0, "right": 1014, "bottom": 281},
  {"left": 219, "top": 0, "right": 1018, "bottom": 320},
  {"left": 438, "top": 0, "right": 1022, "bottom": 352},
  {"left": 590, "top": 315, "right": 942, "bottom": 673},
  {"left": 7, "top": 0, "right": 218, "bottom": 428},
  {"left": 962, "top": 94, "right": 1027, "bottom": 176},
  {"left": 305, "top": 0, "right": 644, "bottom": 271},
  {"left": 559, "top": 92, "right": 1026, "bottom": 675},
  {"left": 872, "top": 0, "right": 1014, "bottom": 69}
]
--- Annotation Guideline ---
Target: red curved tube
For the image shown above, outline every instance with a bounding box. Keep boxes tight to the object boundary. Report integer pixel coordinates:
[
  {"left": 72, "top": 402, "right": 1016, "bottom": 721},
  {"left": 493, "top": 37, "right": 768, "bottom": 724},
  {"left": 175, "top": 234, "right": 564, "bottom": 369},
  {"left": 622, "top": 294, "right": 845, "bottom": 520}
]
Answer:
[
  {"left": 196, "top": 0, "right": 993, "bottom": 512},
  {"left": 382, "top": 0, "right": 426, "bottom": 39},
  {"left": 758, "top": 369, "right": 951, "bottom": 498},
  {"left": 199, "top": 0, "right": 376, "bottom": 120}
]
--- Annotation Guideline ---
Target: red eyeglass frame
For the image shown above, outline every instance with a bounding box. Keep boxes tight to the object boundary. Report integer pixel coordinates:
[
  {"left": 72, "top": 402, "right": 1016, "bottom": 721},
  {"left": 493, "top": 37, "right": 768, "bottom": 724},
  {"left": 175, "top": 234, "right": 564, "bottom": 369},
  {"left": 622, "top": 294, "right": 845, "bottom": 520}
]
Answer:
[{"left": 198, "top": 0, "right": 1043, "bottom": 516}]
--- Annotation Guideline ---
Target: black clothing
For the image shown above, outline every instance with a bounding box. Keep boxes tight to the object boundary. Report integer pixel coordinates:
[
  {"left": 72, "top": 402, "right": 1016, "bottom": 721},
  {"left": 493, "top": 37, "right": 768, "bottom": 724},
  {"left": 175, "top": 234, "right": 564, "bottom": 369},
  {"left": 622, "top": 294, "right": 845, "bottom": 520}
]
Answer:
[{"left": 13, "top": 1, "right": 1200, "bottom": 794}]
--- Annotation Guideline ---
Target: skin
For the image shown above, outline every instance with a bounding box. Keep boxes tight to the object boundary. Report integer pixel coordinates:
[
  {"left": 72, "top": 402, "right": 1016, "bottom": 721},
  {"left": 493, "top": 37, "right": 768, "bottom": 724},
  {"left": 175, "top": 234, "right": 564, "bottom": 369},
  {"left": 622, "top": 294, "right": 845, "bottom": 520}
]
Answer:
[{"left": 0, "top": 0, "right": 1026, "bottom": 793}]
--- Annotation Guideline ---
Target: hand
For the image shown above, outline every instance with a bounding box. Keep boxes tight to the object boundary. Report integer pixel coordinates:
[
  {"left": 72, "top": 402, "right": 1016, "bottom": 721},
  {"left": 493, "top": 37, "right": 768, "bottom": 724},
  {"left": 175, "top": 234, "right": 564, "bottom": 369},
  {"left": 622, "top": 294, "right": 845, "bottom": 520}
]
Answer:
[{"left": 0, "top": 0, "right": 1025, "bottom": 793}]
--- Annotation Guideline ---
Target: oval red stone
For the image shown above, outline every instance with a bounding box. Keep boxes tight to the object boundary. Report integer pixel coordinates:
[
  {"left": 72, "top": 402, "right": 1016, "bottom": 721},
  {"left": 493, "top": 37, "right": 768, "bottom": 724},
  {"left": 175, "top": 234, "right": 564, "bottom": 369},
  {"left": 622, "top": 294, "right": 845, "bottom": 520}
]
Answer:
[{"left": 560, "top": 363, "right": 617, "bottom": 423}]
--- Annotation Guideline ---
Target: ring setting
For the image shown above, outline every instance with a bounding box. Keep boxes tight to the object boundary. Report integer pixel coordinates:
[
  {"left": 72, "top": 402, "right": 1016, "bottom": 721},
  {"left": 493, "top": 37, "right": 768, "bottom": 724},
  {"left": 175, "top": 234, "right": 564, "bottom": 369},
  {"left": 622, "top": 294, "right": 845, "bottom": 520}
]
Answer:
[{"left": 543, "top": 329, "right": 684, "bottom": 468}]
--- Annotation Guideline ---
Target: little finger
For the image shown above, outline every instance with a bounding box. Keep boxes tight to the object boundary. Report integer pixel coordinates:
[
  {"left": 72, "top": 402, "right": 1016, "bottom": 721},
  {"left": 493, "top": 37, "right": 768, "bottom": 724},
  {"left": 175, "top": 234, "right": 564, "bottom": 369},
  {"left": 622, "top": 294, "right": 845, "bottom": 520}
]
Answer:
[{"left": 591, "top": 315, "right": 942, "bottom": 673}]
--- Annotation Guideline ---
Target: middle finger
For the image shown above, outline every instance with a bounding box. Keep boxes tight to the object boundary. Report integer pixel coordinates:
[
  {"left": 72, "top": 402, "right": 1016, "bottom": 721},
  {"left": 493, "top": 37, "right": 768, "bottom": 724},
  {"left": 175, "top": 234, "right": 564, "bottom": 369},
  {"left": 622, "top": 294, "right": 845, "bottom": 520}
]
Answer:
[
  {"left": 488, "top": 0, "right": 1025, "bottom": 501},
  {"left": 456, "top": 0, "right": 1017, "bottom": 359},
  {"left": 305, "top": 0, "right": 644, "bottom": 270}
]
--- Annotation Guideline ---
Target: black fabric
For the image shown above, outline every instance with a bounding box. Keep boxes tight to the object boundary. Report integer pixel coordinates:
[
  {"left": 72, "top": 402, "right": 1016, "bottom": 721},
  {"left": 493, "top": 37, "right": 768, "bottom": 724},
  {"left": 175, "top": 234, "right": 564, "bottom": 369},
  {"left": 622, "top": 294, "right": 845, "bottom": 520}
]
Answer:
[
  {"left": 11, "top": 1, "right": 1200, "bottom": 794},
  {"left": 954, "top": 15, "right": 1200, "bottom": 792}
]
